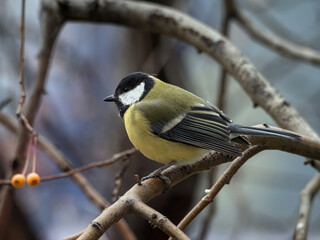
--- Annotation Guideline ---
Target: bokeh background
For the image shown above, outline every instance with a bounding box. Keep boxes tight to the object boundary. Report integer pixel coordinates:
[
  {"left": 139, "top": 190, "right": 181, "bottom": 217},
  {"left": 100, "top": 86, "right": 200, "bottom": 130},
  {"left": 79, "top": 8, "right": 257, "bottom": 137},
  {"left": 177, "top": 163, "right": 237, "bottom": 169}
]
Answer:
[{"left": 0, "top": 0, "right": 320, "bottom": 239}]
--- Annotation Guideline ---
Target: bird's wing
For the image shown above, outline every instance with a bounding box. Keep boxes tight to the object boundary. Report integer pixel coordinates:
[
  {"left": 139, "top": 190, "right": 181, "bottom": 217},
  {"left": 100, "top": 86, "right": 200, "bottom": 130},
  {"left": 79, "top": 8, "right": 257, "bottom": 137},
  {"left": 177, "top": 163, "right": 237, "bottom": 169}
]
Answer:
[{"left": 151, "top": 106, "right": 242, "bottom": 156}]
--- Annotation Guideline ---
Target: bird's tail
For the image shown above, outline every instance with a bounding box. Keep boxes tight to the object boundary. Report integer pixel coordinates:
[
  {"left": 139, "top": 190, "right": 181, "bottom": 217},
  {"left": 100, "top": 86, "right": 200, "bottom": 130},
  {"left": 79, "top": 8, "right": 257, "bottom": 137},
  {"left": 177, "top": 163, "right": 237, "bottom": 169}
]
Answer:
[{"left": 228, "top": 124, "right": 300, "bottom": 141}]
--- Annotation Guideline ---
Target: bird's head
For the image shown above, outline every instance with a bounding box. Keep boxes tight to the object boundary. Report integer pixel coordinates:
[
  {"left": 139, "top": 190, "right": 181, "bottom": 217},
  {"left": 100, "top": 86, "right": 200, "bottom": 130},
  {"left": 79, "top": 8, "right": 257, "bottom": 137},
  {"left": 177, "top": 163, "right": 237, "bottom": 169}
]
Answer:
[{"left": 103, "top": 72, "right": 155, "bottom": 117}]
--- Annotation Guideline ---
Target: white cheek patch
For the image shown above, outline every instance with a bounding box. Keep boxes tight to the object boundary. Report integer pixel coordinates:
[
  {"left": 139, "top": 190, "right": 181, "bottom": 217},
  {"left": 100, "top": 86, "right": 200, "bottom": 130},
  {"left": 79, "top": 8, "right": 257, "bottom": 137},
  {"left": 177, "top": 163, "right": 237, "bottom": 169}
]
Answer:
[{"left": 119, "top": 82, "right": 145, "bottom": 106}]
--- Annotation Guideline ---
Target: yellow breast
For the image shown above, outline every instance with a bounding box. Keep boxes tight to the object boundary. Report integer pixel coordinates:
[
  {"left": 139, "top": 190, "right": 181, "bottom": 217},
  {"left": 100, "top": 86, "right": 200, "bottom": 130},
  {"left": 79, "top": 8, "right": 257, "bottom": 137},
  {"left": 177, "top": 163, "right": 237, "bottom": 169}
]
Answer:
[{"left": 123, "top": 105, "right": 208, "bottom": 164}]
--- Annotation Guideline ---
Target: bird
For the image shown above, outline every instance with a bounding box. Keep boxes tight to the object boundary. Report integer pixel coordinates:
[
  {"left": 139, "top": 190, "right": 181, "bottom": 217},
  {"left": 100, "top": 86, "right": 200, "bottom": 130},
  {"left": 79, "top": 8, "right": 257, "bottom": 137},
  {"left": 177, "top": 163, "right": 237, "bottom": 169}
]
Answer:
[{"left": 104, "top": 72, "right": 300, "bottom": 180}]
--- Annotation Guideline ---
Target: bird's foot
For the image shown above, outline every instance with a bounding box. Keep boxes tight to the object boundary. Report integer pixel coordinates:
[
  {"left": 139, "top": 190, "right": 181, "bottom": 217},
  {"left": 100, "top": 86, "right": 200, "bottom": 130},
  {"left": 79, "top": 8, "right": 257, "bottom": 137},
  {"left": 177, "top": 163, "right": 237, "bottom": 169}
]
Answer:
[
  {"left": 141, "top": 172, "right": 171, "bottom": 190},
  {"left": 140, "top": 161, "right": 177, "bottom": 191}
]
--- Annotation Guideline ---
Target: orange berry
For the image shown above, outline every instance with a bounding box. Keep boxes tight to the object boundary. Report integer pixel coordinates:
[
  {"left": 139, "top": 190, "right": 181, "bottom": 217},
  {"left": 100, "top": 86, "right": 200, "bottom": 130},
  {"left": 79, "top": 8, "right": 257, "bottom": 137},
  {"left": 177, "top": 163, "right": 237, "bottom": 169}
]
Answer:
[
  {"left": 27, "top": 173, "right": 40, "bottom": 186},
  {"left": 11, "top": 174, "right": 26, "bottom": 188}
]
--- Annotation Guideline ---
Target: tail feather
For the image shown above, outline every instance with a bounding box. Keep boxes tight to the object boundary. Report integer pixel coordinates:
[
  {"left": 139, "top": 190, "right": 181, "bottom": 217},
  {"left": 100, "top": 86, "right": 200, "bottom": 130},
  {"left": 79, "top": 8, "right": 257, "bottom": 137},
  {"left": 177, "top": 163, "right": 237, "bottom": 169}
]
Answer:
[{"left": 228, "top": 124, "right": 301, "bottom": 141}]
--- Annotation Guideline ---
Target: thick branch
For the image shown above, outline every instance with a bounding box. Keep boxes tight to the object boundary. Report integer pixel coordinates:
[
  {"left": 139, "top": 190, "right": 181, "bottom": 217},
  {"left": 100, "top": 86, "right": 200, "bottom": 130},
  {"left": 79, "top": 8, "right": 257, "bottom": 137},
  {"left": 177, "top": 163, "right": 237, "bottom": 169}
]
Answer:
[
  {"left": 40, "top": 0, "right": 317, "bottom": 139},
  {"left": 199, "top": 2, "right": 233, "bottom": 239},
  {"left": 77, "top": 196, "right": 134, "bottom": 240},
  {"left": 132, "top": 201, "right": 190, "bottom": 240},
  {"left": 75, "top": 127, "right": 320, "bottom": 239},
  {"left": 10, "top": 1, "right": 318, "bottom": 238},
  {"left": 77, "top": 197, "right": 189, "bottom": 239}
]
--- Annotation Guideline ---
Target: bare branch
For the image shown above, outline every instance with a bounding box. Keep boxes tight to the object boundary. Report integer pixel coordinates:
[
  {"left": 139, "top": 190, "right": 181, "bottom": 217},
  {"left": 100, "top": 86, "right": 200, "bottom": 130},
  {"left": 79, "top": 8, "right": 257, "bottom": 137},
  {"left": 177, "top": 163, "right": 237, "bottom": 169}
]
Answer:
[
  {"left": 16, "top": 0, "right": 38, "bottom": 138},
  {"left": 294, "top": 174, "right": 320, "bottom": 240},
  {"left": 198, "top": 167, "right": 217, "bottom": 240},
  {"left": 76, "top": 197, "right": 188, "bottom": 240},
  {"left": 18, "top": 114, "right": 38, "bottom": 137},
  {"left": 217, "top": 0, "right": 232, "bottom": 111},
  {"left": 132, "top": 201, "right": 190, "bottom": 240},
  {"left": 225, "top": 2, "right": 320, "bottom": 233},
  {"left": 112, "top": 157, "right": 133, "bottom": 202},
  {"left": 0, "top": 98, "right": 11, "bottom": 110},
  {"left": 41, "top": 148, "right": 136, "bottom": 182},
  {"left": 0, "top": 112, "right": 137, "bottom": 240},
  {"left": 61, "top": 231, "right": 83, "bottom": 240},
  {"left": 198, "top": 1, "right": 233, "bottom": 239},
  {"left": 231, "top": 0, "right": 320, "bottom": 66},
  {"left": 40, "top": 0, "right": 318, "bottom": 139},
  {"left": 175, "top": 145, "right": 264, "bottom": 233},
  {"left": 5, "top": 1, "right": 319, "bottom": 238},
  {"left": 76, "top": 196, "right": 135, "bottom": 240},
  {"left": 74, "top": 127, "right": 320, "bottom": 239},
  {"left": 0, "top": 0, "right": 64, "bottom": 220},
  {"left": 16, "top": 0, "right": 26, "bottom": 116}
]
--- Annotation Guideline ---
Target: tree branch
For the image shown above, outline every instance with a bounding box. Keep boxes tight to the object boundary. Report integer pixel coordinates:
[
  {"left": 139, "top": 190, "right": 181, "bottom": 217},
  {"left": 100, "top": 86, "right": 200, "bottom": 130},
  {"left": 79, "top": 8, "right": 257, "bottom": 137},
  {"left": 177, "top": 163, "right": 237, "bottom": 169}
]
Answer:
[
  {"left": 75, "top": 197, "right": 190, "bottom": 240},
  {"left": 199, "top": 1, "right": 233, "bottom": 239},
  {"left": 16, "top": 0, "right": 26, "bottom": 116},
  {"left": 0, "top": 0, "right": 64, "bottom": 221},
  {"left": 132, "top": 201, "right": 190, "bottom": 240},
  {"left": 216, "top": 0, "right": 233, "bottom": 111},
  {"left": 175, "top": 145, "right": 265, "bottom": 233},
  {"left": 5, "top": 1, "right": 318, "bottom": 238},
  {"left": 294, "top": 174, "right": 320, "bottom": 240},
  {"left": 40, "top": 0, "right": 319, "bottom": 138},
  {"left": 0, "top": 112, "right": 137, "bottom": 240},
  {"left": 112, "top": 157, "right": 133, "bottom": 202},
  {"left": 231, "top": 0, "right": 320, "bottom": 66},
  {"left": 74, "top": 127, "right": 320, "bottom": 239}
]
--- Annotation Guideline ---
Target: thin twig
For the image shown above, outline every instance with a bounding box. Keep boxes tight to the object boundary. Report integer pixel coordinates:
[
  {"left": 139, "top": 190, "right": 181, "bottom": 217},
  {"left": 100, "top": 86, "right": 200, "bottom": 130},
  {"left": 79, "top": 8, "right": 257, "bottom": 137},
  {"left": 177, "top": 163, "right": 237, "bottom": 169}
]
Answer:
[
  {"left": 217, "top": 70, "right": 228, "bottom": 110},
  {"left": 112, "top": 157, "right": 133, "bottom": 202},
  {"left": 174, "top": 146, "right": 265, "bottom": 234},
  {"left": 32, "top": 136, "right": 37, "bottom": 172},
  {"left": 16, "top": 0, "right": 26, "bottom": 117},
  {"left": 0, "top": 98, "right": 12, "bottom": 110},
  {"left": 0, "top": 0, "right": 28, "bottom": 222},
  {"left": 40, "top": 0, "right": 319, "bottom": 138},
  {"left": 4, "top": 1, "right": 320, "bottom": 239},
  {"left": 40, "top": 148, "right": 136, "bottom": 182},
  {"left": 231, "top": 0, "right": 320, "bottom": 66},
  {"left": 198, "top": 145, "right": 221, "bottom": 233},
  {"left": 22, "top": 138, "right": 32, "bottom": 175},
  {"left": 19, "top": 114, "right": 38, "bottom": 137},
  {"left": 217, "top": 0, "right": 233, "bottom": 111},
  {"left": 0, "top": 112, "right": 137, "bottom": 240},
  {"left": 15, "top": 0, "right": 37, "bottom": 137},
  {"left": 134, "top": 174, "right": 142, "bottom": 186},
  {"left": 0, "top": 114, "right": 134, "bottom": 184},
  {"left": 198, "top": 168, "right": 217, "bottom": 240},
  {"left": 198, "top": 1, "right": 234, "bottom": 239},
  {"left": 294, "top": 174, "right": 320, "bottom": 240},
  {"left": 74, "top": 129, "right": 320, "bottom": 240}
]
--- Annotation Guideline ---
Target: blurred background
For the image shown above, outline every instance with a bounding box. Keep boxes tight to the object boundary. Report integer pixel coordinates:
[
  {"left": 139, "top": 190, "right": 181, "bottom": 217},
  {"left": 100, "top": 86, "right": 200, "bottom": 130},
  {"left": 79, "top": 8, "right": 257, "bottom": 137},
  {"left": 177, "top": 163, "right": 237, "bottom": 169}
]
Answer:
[{"left": 0, "top": 0, "right": 320, "bottom": 239}]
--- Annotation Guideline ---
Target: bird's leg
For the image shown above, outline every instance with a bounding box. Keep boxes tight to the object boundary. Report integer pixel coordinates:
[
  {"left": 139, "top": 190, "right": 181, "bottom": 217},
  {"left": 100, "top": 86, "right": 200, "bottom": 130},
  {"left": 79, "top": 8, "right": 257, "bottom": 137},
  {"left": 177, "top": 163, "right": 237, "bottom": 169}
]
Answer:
[{"left": 141, "top": 161, "right": 177, "bottom": 189}]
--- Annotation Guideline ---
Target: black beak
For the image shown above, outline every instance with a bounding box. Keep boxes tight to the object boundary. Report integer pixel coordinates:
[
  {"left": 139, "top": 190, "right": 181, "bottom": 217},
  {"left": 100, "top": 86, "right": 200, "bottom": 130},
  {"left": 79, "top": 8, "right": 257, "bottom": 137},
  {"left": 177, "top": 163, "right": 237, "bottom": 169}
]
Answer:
[{"left": 103, "top": 95, "right": 117, "bottom": 102}]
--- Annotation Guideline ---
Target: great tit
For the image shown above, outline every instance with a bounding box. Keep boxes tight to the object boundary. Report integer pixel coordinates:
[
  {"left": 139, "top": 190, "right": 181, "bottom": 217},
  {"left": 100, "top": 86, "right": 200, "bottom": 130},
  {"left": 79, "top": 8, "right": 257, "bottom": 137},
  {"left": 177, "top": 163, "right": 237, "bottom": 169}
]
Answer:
[{"left": 104, "top": 72, "right": 299, "bottom": 169}]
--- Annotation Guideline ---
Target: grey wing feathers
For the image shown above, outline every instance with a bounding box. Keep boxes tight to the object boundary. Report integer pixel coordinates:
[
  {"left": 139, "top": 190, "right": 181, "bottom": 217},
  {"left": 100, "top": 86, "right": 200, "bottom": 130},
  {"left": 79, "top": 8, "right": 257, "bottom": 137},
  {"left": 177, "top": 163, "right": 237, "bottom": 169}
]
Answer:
[{"left": 151, "top": 106, "right": 242, "bottom": 156}]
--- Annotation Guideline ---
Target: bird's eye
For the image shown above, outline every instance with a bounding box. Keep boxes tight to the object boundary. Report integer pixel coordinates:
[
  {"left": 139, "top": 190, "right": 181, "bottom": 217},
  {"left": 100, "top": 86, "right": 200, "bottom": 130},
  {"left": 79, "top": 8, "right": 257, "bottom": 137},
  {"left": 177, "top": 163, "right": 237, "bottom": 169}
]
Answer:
[{"left": 124, "top": 87, "right": 129, "bottom": 92}]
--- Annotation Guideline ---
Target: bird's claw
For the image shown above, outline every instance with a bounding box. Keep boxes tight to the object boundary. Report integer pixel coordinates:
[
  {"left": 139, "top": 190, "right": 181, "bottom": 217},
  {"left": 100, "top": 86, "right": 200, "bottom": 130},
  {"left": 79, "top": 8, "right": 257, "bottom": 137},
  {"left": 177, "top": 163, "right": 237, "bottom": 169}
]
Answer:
[{"left": 141, "top": 173, "right": 171, "bottom": 191}]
